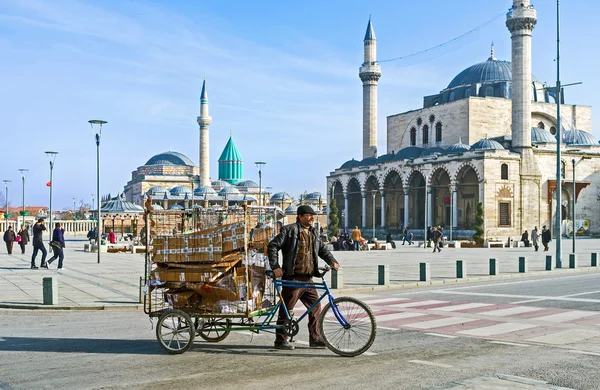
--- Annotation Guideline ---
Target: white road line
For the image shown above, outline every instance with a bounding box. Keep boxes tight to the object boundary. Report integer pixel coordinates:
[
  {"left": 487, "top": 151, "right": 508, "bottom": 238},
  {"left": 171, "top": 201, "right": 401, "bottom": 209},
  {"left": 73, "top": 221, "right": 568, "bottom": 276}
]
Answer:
[
  {"left": 513, "top": 289, "right": 600, "bottom": 304},
  {"left": 408, "top": 360, "right": 452, "bottom": 368},
  {"left": 362, "top": 297, "right": 410, "bottom": 304},
  {"left": 407, "top": 316, "right": 477, "bottom": 330},
  {"left": 424, "top": 333, "right": 458, "bottom": 338},
  {"left": 431, "top": 273, "right": 600, "bottom": 291},
  {"left": 569, "top": 350, "right": 600, "bottom": 356},
  {"left": 388, "top": 300, "right": 447, "bottom": 308},
  {"left": 527, "top": 329, "right": 600, "bottom": 345},
  {"left": 427, "top": 291, "right": 600, "bottom": 303},
  {"left": 457, "top": 323, "right": 536, "bottom": 337},
  {"left": 489, "top": 341, "right": 530, "bottom": 347},
  {"left": 376, "top": 312, "right": 427, "bottom": 322},
  {"left": 477, "top": 306, "right": 545, "bottom": 317},
  {"left": 430, "top": 303, "right": 494, "bottom": 312},
  {"left": 531, "top": 310, "right": 599, "bottom": 323}
]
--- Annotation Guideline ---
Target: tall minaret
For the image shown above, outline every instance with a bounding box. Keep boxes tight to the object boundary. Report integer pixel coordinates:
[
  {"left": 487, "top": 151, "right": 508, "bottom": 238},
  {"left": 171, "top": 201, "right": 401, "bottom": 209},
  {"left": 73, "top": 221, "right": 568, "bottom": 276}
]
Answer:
[
  {"left": 197, "top": 79, "right": 212, "bottom": 187},
  {"left": 506, "top": 0, "right": 536, "bottom": 151},
  {"left": 359, "top": 18, "right": 382, "bottom": 159}
]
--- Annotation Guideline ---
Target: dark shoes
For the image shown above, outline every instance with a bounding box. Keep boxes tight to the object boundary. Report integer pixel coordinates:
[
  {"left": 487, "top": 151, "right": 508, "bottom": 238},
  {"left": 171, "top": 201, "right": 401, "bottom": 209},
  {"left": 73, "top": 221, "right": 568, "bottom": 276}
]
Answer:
[
  {"left": 309, "top": 340, "right": 327, "bottom": 348},
  {"left": 40, "top": 263, "right": 49, "bottom": 269},
  {"left": 273, "top": 341, "right": 295, "bottom": 350},
  {"left": 31, "top": 265, "right": 39, "bottom": 269}
]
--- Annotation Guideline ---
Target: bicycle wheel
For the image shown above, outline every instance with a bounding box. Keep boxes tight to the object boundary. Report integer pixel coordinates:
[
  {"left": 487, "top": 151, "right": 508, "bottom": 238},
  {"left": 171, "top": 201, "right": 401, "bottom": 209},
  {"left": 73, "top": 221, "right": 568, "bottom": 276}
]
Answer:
[
  {"left": 198, "top": 317, "right": 231, "bottom": 342},
  {"left": 319, "top": 297, "right": 376, "bottom": 357},
  {"left": 156, "top": 310, "right": 195, "bottom": 354}
]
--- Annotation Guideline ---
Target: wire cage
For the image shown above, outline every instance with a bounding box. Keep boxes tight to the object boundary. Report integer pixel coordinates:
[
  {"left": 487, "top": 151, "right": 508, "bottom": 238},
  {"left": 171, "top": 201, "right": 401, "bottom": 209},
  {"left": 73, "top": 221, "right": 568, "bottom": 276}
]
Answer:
[{"left": 143, "top": 204, "right": 278, "bottom": 318}]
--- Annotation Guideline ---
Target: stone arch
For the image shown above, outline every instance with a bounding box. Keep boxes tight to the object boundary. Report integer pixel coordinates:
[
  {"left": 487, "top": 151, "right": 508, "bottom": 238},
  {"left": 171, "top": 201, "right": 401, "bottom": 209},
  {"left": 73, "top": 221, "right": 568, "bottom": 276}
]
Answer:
[
  {"left": 454, "top": 163, "right": 480, "bottom": 229},
  {"left": 427, "top": 165, "right": 452, "bottom": 186},
  {"left": 497, "top": 185, "right": 513, "bottom": 198},
  {"left": 407, "top": 170, "right": 426, "bottom": 229},
  {"left": 362, "top": 173, "right": 380, "bottom": 191},
  {"left": 383, "top": 169, "right": 403, "bottom": 229},
  {"left": 345, "top": 177, "right": 362, "bottom": 229},
  {"left": 430, "top": 167, "right": 452, "bottom": 228},
  {"left": 452, "top": 161, "right": 482, "bottom": 183}
]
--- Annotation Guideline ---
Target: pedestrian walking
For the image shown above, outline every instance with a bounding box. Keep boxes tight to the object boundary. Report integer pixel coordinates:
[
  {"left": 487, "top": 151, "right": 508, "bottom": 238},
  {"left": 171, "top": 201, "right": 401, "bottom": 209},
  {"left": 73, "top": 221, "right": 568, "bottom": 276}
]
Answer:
[
  {"left": 541, "top": 225, "right": 551, "bottom": 252},
  {"left": 30, "top": 218, "right": 47, "bottom": 269},
  {"left": 426, "top": 226, "right": 433, "bottom": 248},
  {"left": 108, "top": 228, "right": 116, "bottom": 244},
  {"left": 351, "top": 226, "right": 361, "bottom": 251},
  {"left": 46, "top": 222, "right": 65, "bottom": 270},
  {"left": 87, "top": 227, "right": 98, "bottom": 244},
  {"left": 17, "top": 226, "right": 29, "bottom": 254},
  {"left": 402, "top": 227, "right": 413, "bottom": 245},
  {"left": 268, "top": 205, "right": 340, "bottom": 350},
  {"left": 432, "top": 226, "right": 443, "bottom": 253},
  {"left": 531, "top": 226, "right": 539, "bottom": 252},
  {"left": 3, "top": 226, "right": 16, "bottom": 254}
]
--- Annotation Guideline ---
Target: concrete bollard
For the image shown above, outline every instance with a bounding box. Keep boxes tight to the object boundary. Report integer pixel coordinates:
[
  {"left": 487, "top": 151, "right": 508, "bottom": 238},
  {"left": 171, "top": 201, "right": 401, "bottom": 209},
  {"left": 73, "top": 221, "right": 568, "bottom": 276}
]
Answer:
[
  {"left": 489, "top": 258, "right": 499, "bottom": 276},
  {"left": 592, "top": 253, "right": 598, "bottom": 267},
  {"left": 456, "top": 260, "right": 466, "bottom": 279},
  {"left": 378, "top": 265, "right": 390, "bottom": 286},
  {"left": 419, "top": 262, "right": 430, "bottom": 282},
  {"left": 518, "top": 257, "right": 528, "bottom": 273},
  {"left": 43, "top": 276, "right": 58, "bottom": 305},
  {"left": 545, "top": 255, "right": 553, "bottom": 271},
  {"left": 569, "top": 253, "right": 577, "bottom": 269},
  {"left": 331, "top": 268, "right": 343, "bottom": 289}
]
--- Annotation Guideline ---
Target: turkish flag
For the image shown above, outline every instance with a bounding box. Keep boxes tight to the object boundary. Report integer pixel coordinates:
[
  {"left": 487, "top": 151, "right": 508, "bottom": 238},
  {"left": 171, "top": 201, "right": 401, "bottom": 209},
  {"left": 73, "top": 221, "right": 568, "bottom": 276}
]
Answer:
[{"left": 46, "top": 181, "right": 52, "bottom": 187}]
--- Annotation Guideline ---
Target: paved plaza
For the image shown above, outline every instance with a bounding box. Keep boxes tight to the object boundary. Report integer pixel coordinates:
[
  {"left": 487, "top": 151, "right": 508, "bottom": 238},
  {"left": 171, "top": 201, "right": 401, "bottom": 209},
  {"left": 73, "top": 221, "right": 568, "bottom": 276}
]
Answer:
[{"left": 1, "top": 237, "right": 599, "bottom": 309}]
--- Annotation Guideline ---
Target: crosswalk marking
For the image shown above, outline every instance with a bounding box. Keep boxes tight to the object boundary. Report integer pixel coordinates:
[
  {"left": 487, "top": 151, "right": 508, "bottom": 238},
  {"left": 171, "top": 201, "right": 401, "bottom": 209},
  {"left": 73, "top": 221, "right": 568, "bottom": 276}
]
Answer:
[
  {"left": 388, "top": 300, "right": 446, "bottom": 308},
  {"left": 362, "top": 297, "right": 409, "bottom": 305},
  {"left": 406, "top": 316, "right": 477, "bottom": 330},
  {"left": 476, "top": 306, "right": 544, "bottom": 317},
  {"left": 376, "top": 312, "right": 427, "bottom": 322},
  {"left": 531, "top": 310, "right": 599, "bottom": 323},
  {"left": 457, "top": 322, "right": 536, "bottom": 337},
  {"left": 527, "top": 329, "right": 600, "bottom": 345},
  {"left": 430, "top": 302, "right": 494, "bottom": 312}
]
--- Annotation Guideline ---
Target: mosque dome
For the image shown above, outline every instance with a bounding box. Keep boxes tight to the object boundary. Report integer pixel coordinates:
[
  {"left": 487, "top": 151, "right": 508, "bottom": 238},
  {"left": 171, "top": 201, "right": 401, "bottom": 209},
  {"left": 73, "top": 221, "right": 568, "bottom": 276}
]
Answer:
[
  {"left": 271, "top": 192, "right": 292, "bottom": 201},
  {"left": 284, "top": 205, "right": 298, "bottom": 214},
  {"left": 219, "top": 186, "right": 241, "bottom": 195},
  {"left": 562, "top": 129, "right": 598, "bottom": 146},
  {"left": 531, "top": 127, "right": 557, "bottom": 144},
  {"left": 145, "top": 151, "right": 195, "bottom": 167},
  {"left": 235, "top": 180, "right": 259, "bottom": 188},
  {"left": 448, "top": 59, "right": 515, "bottom": 89},
  {"left": 445, "top": 142, "right": 470, "bottom": 154},
  {"left": 100, "top": 199, "right": 144, "bottom": 213},
  {"left": 147, "top": 186, "right": 168, "bottom": 195},
  {"left": 305, "top": 192, "right": 323, "bottom": 200},
  {"left": 170, "top": 185, "right": 192, "bottom": 195},
  {"left": 395, "top": 146, "right": 424, "bottom": 160},
  {"left": 169, "top": 204, "right": 184, "bottom": 210},
  {"left": 340, "top": 159, "right": 361, "bottom": 169},
  {"left": 377, "top": 153, "right": 395, "bottom": 163},
  {"left": 471, "top": 139, "right": 505, "bottom": 150},
  {"left": 420, "top": 147, "right": 446, "bottom": 158},
  {"left": 194, "top": 185, "right": 217, "bottom": 195},
  {"left": 152, "top": 203, "right": 164, "bottom": 210},
  {"left": 359, "top": 157, "right": 378, "bottom": 166}
]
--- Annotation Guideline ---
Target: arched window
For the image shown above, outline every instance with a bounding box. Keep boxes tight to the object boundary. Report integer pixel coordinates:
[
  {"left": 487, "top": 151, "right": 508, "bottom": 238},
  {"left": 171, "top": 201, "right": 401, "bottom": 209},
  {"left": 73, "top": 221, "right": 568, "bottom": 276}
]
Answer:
[
  {"left": 501, "top": 163, "right": 508, "bottom": 180},
  {"left": 410, "top": 127, "right": 416, "bottom": 146},
  {"left": 422, "top": 124, "right": 429, "bottom": 145},
  {"left": 429, "top": 114, "right": 435, "bottom": 123},
  {"left": 537, "top": 121, "right": 545, "bottom": 129},
  {"left": 416, "top": 118, "right": 422, "bottom": 126},
  {"left": 435, "top": 122, "right": 442, "bottom": 142},
  {"left": 550, "top": 126, "right": 556, "bottom": 135}
]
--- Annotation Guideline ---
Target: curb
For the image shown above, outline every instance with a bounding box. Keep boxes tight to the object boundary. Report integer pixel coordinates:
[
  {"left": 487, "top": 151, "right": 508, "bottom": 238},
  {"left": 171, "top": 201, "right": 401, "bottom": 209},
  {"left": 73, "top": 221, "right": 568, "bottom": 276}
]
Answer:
[{"left": 0, "top": 303, "right": 143, "bottom": 311}]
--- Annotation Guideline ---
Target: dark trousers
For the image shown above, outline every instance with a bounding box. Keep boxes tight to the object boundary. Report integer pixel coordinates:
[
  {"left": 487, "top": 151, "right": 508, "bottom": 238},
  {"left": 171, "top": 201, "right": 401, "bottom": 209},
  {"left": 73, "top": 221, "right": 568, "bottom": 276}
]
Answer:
[
  {"left": 276, "top": 277, "right": 322, "bottom": 344},
  {"left": 543, "top": 242, "right": 549, "bottom": 251},
  {"left": 31, "top": 244, "right": 47, "bottom": 266},
  {"left": 5, "top": 242, "right": 13, "bottom": 254},
  {"left": 433, "top": 240, "right": 441, "bottom": 252},
  {"left": 19, "top": 242, "right": 26, "bottom": 254},
  {"left": 48, "top": 247, "right": 64, "bottom": 268}
]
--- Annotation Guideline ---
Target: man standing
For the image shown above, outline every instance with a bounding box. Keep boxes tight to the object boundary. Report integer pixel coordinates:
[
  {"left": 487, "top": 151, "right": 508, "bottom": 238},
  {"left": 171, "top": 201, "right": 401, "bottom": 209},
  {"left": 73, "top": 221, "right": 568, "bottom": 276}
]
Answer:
[
  {"left": 351, "top": 226, "right": 361, "bottom": 251},
  {"left": 531, "top": 226, "right": 540, "bottom": 252},
  {"left": 3, "top": 226, "right": 16, "bottom": 254},
  {"left": 432, "top": 226, "right": 443, "bottom": 253},
  {"left": 541, "top": 225, "right": 551, "bottom": 252},
  {"left": 268, "top": 205, "right": 340, "bottom": 350},
  {"left": 30, "top": 218, "right": 47, "bottom": 269}
]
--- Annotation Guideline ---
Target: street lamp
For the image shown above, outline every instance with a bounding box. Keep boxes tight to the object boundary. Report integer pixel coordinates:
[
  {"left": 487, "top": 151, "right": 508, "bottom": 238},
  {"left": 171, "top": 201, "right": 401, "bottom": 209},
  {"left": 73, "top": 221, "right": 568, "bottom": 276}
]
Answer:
[
  {"left": 89, "top": 119, "right": 107, "bottom": 264},
  {"left": 371, "top": 190, "right": 377, "bottom": 239},
  {"left": 3, "top": 180, "right": 10, "bottom": 221},
  {"left": 45, "top": 151, "right": 58, "bottom": 242},
  {"left": 255, "top": 161, "right": 266, "bottom": 207},
  {"left": 18, "top": 169, "right": 28, "bottom": 229}
]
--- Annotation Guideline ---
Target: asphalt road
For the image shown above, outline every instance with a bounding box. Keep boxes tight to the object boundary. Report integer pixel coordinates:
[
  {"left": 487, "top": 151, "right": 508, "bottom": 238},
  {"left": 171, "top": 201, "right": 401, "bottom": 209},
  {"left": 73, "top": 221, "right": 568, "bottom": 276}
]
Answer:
[{"left": 1, "top": 273, "right": 600, "bottom": 389}]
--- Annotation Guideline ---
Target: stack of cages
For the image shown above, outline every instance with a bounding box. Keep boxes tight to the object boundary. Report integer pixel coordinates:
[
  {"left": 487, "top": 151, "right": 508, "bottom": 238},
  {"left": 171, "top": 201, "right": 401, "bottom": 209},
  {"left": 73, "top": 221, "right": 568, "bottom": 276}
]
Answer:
[{"left": 144, "top": 203, "right": 278, "bottom": 318}]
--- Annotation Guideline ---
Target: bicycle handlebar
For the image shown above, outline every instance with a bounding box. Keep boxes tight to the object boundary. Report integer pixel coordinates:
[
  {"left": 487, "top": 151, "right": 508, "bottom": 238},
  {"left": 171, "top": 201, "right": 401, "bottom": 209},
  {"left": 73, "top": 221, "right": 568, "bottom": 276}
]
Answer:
[{"left": 265, "top": 265, "right": 333, "bottom": 279}]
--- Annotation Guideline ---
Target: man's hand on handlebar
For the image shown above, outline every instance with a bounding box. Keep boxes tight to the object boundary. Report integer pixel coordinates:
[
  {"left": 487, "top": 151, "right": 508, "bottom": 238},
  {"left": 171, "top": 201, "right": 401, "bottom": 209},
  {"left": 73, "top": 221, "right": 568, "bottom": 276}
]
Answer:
[{"left": 273, "top": 268, "right": 283, "bottom": 279}]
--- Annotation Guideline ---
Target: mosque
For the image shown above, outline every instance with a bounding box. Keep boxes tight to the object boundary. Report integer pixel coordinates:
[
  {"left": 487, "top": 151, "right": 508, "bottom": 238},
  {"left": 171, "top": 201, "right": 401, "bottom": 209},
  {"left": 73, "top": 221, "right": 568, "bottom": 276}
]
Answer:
[{"left": 327, "top": 0, "right": 600, "bottom": 240}]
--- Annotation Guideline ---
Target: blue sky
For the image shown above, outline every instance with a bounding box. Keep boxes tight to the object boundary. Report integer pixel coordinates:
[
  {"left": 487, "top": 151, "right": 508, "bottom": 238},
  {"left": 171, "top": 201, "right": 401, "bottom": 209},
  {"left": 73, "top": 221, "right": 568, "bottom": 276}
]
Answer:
[{"left": 1, "top": 0, "right": 598, "bottom": 210}]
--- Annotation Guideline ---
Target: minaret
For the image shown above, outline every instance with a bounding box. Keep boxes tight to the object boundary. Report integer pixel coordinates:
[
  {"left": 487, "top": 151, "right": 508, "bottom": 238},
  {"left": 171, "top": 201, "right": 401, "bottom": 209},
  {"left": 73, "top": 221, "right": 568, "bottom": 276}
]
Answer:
[
  {"left": 197, "top": 79, "right": 212, "bottom": 187},
  {"left": 506, "top": 0, "right": 536, "bottom": 151},
  {"left": 359, "top": 18, "right": 382, "bottom": 159}
]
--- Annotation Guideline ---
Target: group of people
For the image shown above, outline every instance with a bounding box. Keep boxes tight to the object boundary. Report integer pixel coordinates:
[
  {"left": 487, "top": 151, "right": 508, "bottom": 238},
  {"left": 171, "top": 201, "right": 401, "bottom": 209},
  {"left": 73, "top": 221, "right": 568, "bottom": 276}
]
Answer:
[
  {"left": 2, "top": 218, "right": 66, "bottom": 270},
  {"left": 521, "top": 225, "right": 552, "bottom": 252}
]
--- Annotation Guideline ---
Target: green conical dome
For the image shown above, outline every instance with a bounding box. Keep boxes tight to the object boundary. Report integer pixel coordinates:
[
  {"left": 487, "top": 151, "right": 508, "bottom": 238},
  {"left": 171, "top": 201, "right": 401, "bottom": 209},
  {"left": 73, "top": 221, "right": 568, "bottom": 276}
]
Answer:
[{"left": 218, "top": 134, "right": 243, "bottom": 184}]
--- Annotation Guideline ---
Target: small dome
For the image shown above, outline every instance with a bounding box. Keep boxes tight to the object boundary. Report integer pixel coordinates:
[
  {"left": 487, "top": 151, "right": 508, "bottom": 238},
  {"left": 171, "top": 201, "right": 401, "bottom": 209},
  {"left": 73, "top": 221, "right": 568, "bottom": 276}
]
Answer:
[
  {"left": 169, "top": 204, "right": 184, "bottom": 210},
  {"left": 219, "top": 186, "right": 241, "bottom": 195},
  {"left": 194, "top": 185, "right": 217, "bottom": 195},
  {"left": 359, "top": 157, "right": 378, "bottom": 166},
  {"left": 562, "top": 129, "right": 597, "bottom": 146},
  {"left": 271, "top": 191, "right": 292, "bottom": 201},
  {"left": 147, "top": 186, "right": 168, "bottom": 195},
  {"left": 445, "top": 142, "right": 470, "bottom": 154},
  {"left": 340, "top": 159, "right": 360, "bottom": 169},
  {"left": 145, "top": 151, "right": 194, "bottom": 167},
  {"left": 471, "top": 139, "right": 505, "bottom": 150},
  {"left": 377, "top": 153, "right": 395, "bottom": 163},
  {"left": 235, "top": 180, "right": 259, "bottom": 188},
  {"left": 531, "top": 127, "right": 557, "bottom": 143},
  {"left": 395, "top": 146, "right": 424, "bottom": 160},
  {"left": 100, "top": 200, "right": 144, "bottom": 213},
  {"left": 170, "top": 185, "right": 192, "bottom": 195},
  {"left": 211, "top": 180, "right": 231, "bottom": 188},
  {"left": 285, "top": 204, "right": 298, "bottom": 214},
  {"left": 305, "top": 192, "right": 323, "bottom": 200},
  {"left": 151, "top": 203, "right": 164, "bottom": 210},
  {"left": 420, "top": 147, "right": 446, "bottom": 158}
]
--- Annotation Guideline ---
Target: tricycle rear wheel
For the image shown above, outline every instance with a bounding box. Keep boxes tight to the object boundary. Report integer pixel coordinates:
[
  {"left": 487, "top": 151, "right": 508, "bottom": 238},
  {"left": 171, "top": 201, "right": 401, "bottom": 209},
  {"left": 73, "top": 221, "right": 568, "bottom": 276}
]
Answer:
[{"left": 156, "top": 310, "right": 195, "bottom": 354}]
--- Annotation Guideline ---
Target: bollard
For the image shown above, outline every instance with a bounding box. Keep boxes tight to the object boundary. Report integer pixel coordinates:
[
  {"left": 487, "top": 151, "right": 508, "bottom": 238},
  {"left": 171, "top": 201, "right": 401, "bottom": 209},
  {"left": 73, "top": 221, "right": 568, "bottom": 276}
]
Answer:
[
  {"left": 592, "top": 253, "right": 598, "bottom": 267},
  {"left": 489, "top": 258, "right": 499, "bottom": 276},
  {"left": 419, "top": 262, "right": 430, "bottom": 282},
  {"left": 545, "top": 255, "right": 553, "bottom": 271},
  {"left": 569, "top": 253, "right": 577, "bottom": 269},
  {"left": 331, "top": 268, "right": 343, "bottom": 289},
  {"left": 518, "top": 257, "right": 528, "bottom": 273},
  {"left": 43, "top": 276, "right": 58, "bottom": 305},
  {"left": 456, "top": 260, "right": 466, "bottom": 279},
  {"left": 378, "top": 265, "right": 390, "bottom": 286}
]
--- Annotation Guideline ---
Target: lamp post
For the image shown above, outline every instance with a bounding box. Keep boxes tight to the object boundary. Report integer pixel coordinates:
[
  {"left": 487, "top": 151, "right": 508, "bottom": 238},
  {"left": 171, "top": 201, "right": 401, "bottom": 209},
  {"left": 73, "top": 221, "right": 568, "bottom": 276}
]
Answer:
[
  {"left": 18, "top": 169, "right": 28, "bottom": 229},
  {"left": 45, "top": 151, "right": 58, "bottom": 242},
  {"left": 371, "top": 190, "right": 376, "bottom": 239},
  {"left": 554, "top": 0, "right": 563, "bottom": 268},
  {"left": 89, "top": 119, "right": 107, "bottom": 264},
  {"left": 3, "top": 180, "right": 10, "bottom": 221},
  {"left": 255, "top": 161, "right": 266, "bottom": 207}
]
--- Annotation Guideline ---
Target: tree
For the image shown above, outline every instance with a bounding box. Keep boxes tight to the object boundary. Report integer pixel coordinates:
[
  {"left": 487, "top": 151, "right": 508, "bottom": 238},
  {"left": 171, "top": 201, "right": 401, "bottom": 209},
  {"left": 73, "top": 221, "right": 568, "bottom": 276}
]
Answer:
[
  {"left": 472, "top": 202, "right": 484, "bottom": 245},
  {"left": 328, "top": 198, "right": 340, "bottom": 239}
]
